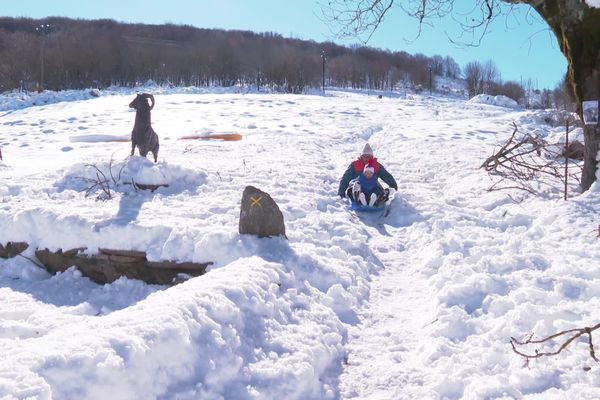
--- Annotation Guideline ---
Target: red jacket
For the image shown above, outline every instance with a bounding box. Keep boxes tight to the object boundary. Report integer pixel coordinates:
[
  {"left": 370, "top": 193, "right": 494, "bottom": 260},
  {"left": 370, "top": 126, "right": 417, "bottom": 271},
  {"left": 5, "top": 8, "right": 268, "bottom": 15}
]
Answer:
[{"left": 352, "top": 158, "right": 380, "bottom": 174}]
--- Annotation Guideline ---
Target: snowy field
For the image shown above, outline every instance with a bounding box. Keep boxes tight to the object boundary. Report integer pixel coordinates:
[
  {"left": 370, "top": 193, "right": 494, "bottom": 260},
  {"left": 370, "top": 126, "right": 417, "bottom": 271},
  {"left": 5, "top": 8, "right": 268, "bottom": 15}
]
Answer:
[{"left": 1, "top": 86, "right": 600, "bottom": 399}]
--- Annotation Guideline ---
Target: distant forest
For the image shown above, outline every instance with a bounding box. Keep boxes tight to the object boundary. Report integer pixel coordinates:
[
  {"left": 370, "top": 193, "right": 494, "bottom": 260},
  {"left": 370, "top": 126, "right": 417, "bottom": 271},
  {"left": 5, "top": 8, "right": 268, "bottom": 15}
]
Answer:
[
  {"left": 0, "top": 17, "right": 464, "bottom": 93},
  {"left": 0, "top": 16, "right": 569, "bottom": 108}
]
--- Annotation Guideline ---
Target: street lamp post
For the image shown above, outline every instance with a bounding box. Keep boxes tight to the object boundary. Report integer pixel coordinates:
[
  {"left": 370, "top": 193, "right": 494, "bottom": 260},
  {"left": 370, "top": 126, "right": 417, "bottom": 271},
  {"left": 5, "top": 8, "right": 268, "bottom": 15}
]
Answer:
[
  {"left": 429, "top": 66, "right": 432, "bottom": 95},
  {"left": 35, "top": 24, "right": 51, "bottom": 92},
  {"left": 321, "top": 50, "right": 326, "bottom": 94}
]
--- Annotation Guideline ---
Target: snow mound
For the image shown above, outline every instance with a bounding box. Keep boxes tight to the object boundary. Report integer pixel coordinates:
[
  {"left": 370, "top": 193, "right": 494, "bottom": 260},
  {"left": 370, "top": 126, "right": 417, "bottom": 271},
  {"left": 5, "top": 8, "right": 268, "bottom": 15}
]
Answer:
[
  {"left": 468, "top": 94, "right": 521, "bottom": 109},
  {"left": 0, "top": 85, "right": 262, "bottom": 113},
  {"left": 56, "top": 156, "right": 207, "bottom": 196},
  {"left": 0, "top": 89, "right": 104, "bottom": 111}
]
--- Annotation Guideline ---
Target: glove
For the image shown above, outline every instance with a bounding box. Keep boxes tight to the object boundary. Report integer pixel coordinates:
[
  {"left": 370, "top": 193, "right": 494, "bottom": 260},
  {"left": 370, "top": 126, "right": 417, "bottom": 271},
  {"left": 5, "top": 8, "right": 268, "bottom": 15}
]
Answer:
[
  {"left": 388, "top": 188, "right": 396, "bottom": 198},
  {"left": 352, "top": 181, "right": 361, "bottom": 199}
]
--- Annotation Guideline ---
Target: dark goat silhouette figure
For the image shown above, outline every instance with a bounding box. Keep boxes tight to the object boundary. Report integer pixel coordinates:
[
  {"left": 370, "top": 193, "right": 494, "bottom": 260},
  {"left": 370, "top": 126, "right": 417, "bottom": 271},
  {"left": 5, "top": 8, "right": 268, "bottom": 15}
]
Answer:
[{"left": 129, "top": 93, "right": 159, "bottom": 162}]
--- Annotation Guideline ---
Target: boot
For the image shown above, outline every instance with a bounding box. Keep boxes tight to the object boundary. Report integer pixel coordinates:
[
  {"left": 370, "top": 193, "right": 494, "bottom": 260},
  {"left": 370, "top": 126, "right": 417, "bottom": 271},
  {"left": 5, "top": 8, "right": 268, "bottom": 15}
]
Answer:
[
  {"left": 368, "top": 194, "right": 378, "bottom": 206},
  {"left": 358, "top": 192, "right": 367, "bottom": 205},
  {"left": 352, "top": 182, "right": 361, "bottom": 202}
]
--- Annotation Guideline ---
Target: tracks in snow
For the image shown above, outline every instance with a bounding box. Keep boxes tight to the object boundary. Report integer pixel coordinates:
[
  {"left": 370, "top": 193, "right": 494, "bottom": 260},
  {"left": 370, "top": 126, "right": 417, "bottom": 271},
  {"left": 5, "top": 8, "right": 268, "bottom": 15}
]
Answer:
[
  {"left": 338, "top": 215, "right": 439, "bottom": 399},
  {"left": 337, "top": 121, "right": 471, "bottom": 399}
]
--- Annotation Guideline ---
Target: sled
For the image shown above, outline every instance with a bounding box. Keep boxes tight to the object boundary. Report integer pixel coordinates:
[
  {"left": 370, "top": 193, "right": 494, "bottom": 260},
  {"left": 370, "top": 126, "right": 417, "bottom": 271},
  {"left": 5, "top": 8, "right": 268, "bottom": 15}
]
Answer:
[
  {"left": 69, "top": 134, "right": 130, "bottom": 143},
  {"left": 180, "top": 133, "right": 243, "bottom": 141},
  {"left": 349, "top": 188, "right": 396, "bottom": 216},
  {"left": 350, "top": 202, "right": 385, "bottom": 212}
]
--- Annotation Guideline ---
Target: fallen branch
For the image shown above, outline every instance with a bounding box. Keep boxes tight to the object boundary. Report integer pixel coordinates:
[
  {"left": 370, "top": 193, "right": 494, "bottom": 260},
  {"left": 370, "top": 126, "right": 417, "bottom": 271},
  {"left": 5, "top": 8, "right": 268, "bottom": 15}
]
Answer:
[
  {"left": 80, "top": 164, "right": 112, "bottom": 200},
  {"left": 79, "top": 156, "right": 126, "bottom": 200},
  {"left": 481, "top": 122, "right": 581, "bottom": 196},
  {"left": 17, "top": 253, "right": 44, "bottom": 269},
  {"left": 511, "top": 323, "right": 600, "bottom": 366}
]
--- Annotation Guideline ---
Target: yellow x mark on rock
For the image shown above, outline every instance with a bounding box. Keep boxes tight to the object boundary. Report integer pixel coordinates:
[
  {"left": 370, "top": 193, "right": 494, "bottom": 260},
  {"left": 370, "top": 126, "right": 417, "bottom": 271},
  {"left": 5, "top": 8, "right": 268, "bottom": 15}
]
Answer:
[{"left": 250, "top": 195, "right": 263, "bottom": 207}]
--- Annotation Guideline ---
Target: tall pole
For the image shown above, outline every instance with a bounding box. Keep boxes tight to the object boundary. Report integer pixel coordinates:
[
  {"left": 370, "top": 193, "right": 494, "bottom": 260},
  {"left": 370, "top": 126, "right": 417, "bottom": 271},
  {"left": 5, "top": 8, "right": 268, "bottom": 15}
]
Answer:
[
  {"left": 429, "top": 66, "right": 432, "bottom": 95},
  {"left": 40, "top": 35, "right": 45, "bottom": 92},
  {"left": 564, "top": 120, "right": 569, "bottom": 201},
  {"left": 36, "top": 24, "right": 50, "bottom": 92},
  {"left": 321, "top": 50, "right": 326, "bottom": 94}
]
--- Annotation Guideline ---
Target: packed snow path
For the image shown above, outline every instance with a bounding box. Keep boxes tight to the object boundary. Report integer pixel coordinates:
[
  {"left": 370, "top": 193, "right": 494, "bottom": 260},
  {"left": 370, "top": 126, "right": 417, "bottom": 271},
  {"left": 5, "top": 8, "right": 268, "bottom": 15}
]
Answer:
[
  {"left": 337, "top": 96, "right": 519, "bottom": 398},
  {"left": 1, "top": 88, "right": 599, "bottom": 399}
]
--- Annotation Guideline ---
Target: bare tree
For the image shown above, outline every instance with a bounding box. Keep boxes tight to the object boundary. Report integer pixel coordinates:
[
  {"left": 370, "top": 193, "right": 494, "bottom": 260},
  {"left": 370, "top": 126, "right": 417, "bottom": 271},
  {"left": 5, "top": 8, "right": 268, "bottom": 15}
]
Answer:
[
  {"left": 539, "top": 88, "right": 552, "bottom": 109},
  {"left": 430, "top": 55, "right": 444, "bottom": 76},
  {"left": 553, "top": 75, "right": 577, "bottom": 113},
  {"left": 0, "top": 16, "right": 458, "bottom": 96},
  {"left": 481, "top": 60, "right": 501, "bottom": 93},
  {"left": 320, "top": 0, "right": 600, "bottom": 192},
  {"left": 464, "top": 61, "right": 483, "bottom": 97},
  {"left": 444, "top": 56, "right": 461, "bottom": 79}
]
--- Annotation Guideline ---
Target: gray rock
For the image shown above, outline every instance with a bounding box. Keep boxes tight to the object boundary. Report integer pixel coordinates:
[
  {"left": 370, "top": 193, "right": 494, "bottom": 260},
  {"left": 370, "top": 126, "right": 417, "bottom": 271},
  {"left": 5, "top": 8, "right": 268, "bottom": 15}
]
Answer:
[{"left": 239, "top": 186, "right": 286, "bottom": 238}]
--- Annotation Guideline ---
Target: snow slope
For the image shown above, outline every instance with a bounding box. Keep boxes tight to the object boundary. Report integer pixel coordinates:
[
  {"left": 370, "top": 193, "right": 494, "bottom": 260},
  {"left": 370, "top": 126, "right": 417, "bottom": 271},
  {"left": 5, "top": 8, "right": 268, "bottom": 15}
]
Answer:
[{"left": 1, "top": 87, "right": 599, "bottom": 399}]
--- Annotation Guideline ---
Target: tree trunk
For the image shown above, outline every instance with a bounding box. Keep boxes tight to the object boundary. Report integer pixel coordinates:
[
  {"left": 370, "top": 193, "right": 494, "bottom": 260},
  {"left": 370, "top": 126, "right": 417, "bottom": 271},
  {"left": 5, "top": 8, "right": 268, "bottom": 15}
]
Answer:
[
  {"left": 582, "top": 124, "right": 600, "bottom": 189},
  {"left": 519, "top": 1, "right": 600, "bottom": 191}
]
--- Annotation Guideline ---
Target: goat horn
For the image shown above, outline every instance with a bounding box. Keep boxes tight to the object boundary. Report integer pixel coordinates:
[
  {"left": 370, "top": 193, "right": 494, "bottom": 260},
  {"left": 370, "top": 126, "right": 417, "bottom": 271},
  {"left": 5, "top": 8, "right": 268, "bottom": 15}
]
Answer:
[{"left": 143, "top": 93, "right": 155, "bottom": 110}]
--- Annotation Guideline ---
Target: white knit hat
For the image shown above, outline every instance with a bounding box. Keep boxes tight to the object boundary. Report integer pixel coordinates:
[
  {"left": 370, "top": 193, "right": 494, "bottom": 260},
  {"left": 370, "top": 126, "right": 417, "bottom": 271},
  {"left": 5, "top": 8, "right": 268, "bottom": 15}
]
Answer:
[
  {"left": 361, "top": 143, "right": 373, "bottom": 156},
  {"left": 363, "top": 164, "right": 375, "bottom": 174}
]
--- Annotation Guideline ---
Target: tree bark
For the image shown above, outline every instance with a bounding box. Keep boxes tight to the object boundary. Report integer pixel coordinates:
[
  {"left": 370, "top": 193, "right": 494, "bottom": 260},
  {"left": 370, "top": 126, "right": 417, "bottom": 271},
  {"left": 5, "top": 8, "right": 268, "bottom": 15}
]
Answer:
[{"left": 514, "top": 1, "right": 600, "bottom": 190}]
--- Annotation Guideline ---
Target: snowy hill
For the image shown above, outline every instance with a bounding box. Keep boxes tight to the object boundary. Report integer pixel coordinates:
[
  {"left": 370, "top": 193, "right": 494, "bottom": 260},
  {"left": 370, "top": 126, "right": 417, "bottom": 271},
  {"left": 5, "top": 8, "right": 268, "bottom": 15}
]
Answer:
[{"left": 1, "top": 87, "right": 599, "bottom": 399}]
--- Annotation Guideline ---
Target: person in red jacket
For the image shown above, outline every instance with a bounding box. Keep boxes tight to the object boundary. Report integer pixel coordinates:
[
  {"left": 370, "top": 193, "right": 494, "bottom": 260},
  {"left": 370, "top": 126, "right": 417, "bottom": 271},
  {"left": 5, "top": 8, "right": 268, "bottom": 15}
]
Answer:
[{"left": 337, "top": 143, "right": 397, "bottom": 205}]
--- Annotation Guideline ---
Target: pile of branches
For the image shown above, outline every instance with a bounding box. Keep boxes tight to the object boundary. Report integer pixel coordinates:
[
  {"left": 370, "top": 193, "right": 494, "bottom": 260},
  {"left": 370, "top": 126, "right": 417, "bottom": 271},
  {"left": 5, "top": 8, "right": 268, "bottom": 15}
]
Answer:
[
  {"left": 79, "top": 158, "right": 127, "bottom": 200},
  {"left": 481, "top": 122, "right": 581, "bottom": 196}
]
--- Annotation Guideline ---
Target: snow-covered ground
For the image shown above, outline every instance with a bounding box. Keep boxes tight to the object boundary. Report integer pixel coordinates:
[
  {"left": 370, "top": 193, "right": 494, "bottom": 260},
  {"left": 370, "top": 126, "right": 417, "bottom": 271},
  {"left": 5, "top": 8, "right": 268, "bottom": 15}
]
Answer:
[{"left": 1, "top": 86, "right": 599, "bottom": 399}]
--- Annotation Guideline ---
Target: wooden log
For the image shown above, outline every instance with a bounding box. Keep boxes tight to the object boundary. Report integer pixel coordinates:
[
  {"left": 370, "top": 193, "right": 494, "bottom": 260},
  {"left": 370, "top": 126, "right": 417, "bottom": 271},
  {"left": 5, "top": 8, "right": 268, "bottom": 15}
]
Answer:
[
  {"left": 99, "top": 248, "right": 147, "bottom": 258},
  {"left": 133, "top": 182, "right": 169, "bottom": 191},
  {"left": 0, "top": 242, "right": 29, "bottom": 259},
  {"left": 34, "top": 247, "right": 211, "bottom": 285}
]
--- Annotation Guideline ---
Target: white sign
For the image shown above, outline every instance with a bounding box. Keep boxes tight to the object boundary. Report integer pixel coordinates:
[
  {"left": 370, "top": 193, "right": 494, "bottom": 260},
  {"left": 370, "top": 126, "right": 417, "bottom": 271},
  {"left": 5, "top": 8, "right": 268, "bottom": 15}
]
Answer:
[{"left": 583, "top": 100, "right": 599, "bottom": 125}]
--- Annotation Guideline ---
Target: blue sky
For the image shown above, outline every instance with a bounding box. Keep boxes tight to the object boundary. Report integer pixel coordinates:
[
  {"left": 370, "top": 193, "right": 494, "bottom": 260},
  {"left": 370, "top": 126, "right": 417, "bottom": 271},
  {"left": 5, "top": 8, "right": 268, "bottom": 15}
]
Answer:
[{"left": 3, "top": 0, "right": 567, "bottom": 89}]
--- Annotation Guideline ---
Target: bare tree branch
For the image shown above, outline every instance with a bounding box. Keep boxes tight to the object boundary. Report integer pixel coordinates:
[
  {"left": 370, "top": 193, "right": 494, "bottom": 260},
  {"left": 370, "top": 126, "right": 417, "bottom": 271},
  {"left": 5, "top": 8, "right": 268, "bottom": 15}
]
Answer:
[
  {"left": 320, "top": 0, "right": 396, "bottom": 42},
  {"left": 481, "top": 123, "right": 581, "bottom": 197},
  {"left": 319, "top": 0, "right": 512, "bottom": 46},
  {"left": 511, "top": 323, "right": 600, "bottom": 365}
]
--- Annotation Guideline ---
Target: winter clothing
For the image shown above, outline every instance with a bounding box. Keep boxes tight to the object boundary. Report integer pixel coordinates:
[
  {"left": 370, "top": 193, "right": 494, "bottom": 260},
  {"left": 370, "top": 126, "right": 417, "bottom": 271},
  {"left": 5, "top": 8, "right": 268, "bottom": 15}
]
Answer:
[
  {"left": 363, "top": 164, "right": 375, "bottom": 175},
  {"left": 358, "top": 170, "right": 381, "bottom": 205},
  {"left": 337, "top": 156, "right": 397, "bottom": 198},
  {"left": 358, "top": 192, "right": 378, "bottom": 206},
  {"left": 353, "top": 158, "right": 380, "bottom": 174},
  {"left": 361, "top": 143, "right": 373, "bottom": 156},
  {"left": 359, "top": 172, "right": 378, "bottom": 194}
]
